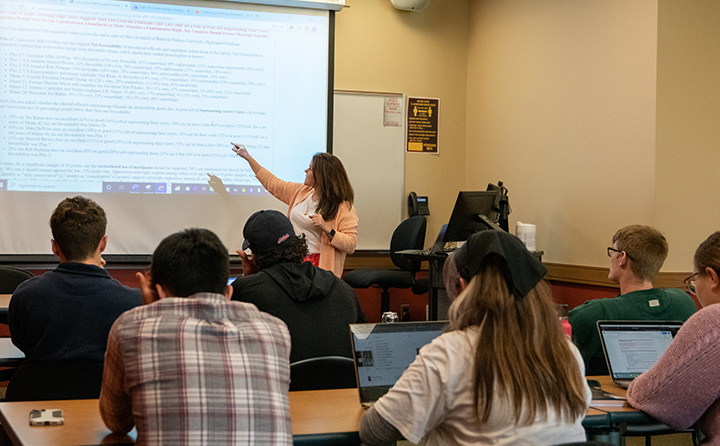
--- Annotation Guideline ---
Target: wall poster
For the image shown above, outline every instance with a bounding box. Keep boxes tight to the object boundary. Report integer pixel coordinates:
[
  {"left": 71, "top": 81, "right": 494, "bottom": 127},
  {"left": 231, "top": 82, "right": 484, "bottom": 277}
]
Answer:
[{"left": 406, "top": 97, "right": 439, "bottom": 153}]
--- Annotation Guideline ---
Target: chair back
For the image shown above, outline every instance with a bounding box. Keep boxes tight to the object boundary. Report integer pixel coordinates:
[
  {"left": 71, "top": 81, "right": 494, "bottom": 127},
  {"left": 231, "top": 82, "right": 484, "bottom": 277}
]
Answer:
[
  {"left": 389, "top": 215, "right": 427, "bottom": 273},
  {"left": 5, "top": 360, "right": 104, "bottom": 401},
  {"left": 290, "top": 356, "right": 356, "bottom": 391},
  {"left": 0, "top": 266, "right": 33, "bottom": 294}
]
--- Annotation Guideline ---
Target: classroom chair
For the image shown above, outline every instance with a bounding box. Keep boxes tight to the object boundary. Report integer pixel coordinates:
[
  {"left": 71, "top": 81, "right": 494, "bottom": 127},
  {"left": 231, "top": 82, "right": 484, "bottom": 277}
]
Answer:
[
  {"left": 344, "top": 216, "right": 427, "bottom": 317},
  {"left": 4, "top": 360, "right": 104, "bottom": 401},
  {"left": 554, "top": 442, "right": 616, "bottom": 446},
  {"left": 289, "top": 356, "right": 356, "bottom": 391},
  {"left": 0, "top": 266, "right": 33, "bottom": 295},
  {"left": 621, "top": 422, "right": 700, "bottom": 446}
]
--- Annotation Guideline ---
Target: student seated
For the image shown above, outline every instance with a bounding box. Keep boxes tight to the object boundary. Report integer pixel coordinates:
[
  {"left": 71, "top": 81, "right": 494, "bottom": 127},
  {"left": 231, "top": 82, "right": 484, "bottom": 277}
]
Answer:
[
  {"left": 7, "top": 196, "right": 141, "bottom": 401},
  {"left": 231, "top": 210, "right": 366, "bottom": 363},
  {"left": 99, "top": 228, "right": 292, "bottom": 445},
  {"left": 627, "top": 231, "right": 720, "bottom": 444},
  {"left": 568, "top": 224, "right": 697, "bottom": 374},
  {"left": 359, "top": 230, "right": 591, "bottom": 445}
]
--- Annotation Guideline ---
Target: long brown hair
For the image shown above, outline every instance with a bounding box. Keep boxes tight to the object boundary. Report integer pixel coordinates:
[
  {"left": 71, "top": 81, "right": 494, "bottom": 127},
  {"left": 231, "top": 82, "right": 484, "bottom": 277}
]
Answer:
[
  {"left": 448, "top": 256, "right": 587, "bottom": 425},
  {"left": 311, "top": 152, "right": 354, "bottom": 221}
]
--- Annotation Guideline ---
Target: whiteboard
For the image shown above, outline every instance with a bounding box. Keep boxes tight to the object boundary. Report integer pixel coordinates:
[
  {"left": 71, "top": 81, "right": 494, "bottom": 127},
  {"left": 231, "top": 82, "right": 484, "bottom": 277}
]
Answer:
[{"left": 333, "top": 91, "right": 405, "bottom": 250}]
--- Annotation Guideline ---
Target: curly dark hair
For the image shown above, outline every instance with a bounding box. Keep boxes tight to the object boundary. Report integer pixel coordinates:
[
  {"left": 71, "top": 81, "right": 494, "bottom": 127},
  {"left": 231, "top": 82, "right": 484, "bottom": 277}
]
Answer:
[{"left": 253, "top": 235, "right": 309, "bottom": 270}]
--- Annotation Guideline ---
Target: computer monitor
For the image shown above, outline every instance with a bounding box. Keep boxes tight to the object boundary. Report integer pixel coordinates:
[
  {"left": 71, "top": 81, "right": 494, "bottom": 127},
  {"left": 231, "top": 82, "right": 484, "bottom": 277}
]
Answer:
[{"left": 443, "top": 191, "right": 502, "bottom": 243}]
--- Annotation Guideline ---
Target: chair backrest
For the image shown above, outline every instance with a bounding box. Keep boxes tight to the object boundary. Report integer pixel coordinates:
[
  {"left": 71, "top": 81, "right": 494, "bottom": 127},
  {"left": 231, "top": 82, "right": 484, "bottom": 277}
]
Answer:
[
  {"left": 0, "top": 266, "right": 33, "bottom": 294},
  {"left": 5, "top": 360, "right": 104, "bottom": 401},
  {"left": 289, "top": 356, "right": 356, "bottom": 391},
  {"left": 389, "top": 215, "right": 427, "bottom": 273}
]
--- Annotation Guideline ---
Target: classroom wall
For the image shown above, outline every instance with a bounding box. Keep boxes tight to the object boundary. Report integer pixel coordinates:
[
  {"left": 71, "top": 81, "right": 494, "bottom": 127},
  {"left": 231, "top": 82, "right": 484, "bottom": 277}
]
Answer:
[
  {"left": 464, "top": 0, "right": 659, "bottom": 268},
  {"left": 334, "top": 0, "right": 470, "bottom": 247},
  {"left": 654, "top": 0, "right": 720, "bottom": 271},
  {"left": 336, "top": 1, "right": 720, "bottom": 274}
]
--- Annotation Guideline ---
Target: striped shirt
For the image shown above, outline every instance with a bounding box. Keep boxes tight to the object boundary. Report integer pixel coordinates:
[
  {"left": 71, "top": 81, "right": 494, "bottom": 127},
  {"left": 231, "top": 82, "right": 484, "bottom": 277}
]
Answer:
[{"left": 99, "top": 293, "right": 292, "bottom": 445}]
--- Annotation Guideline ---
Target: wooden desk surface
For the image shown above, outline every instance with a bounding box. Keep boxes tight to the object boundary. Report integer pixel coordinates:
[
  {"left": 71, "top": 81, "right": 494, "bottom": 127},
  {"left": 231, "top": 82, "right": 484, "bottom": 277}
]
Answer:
[
  {"left": 588, "top": 375, "right": 636, "bottom": 413},
  {"left": 289, "top": 388, "right": 364, "bottom": 436},
  {"left": 0, "top": 389, "right": 363, "bottom": 446},
  {"left": 0, "top": 294, "right": 11, "bottom": 311},
  {"left": 0, "top": 399, "right": 135, "bottom": 446},
  {"left": 0, "top": 381, "right": 641, "bottom": 446}
]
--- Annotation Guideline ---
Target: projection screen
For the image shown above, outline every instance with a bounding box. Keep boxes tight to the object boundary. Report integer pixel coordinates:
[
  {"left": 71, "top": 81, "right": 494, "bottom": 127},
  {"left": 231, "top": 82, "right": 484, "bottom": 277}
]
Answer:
[{"left": 0, "top": 0, "right": 334, "bottom": 257}]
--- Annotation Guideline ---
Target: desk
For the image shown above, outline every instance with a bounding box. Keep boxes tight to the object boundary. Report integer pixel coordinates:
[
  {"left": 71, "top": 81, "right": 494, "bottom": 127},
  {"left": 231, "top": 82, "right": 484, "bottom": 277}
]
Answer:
[
  {"left": 0, "top": 294, "right": 11, "bottom": 322},
  {"left": 584, "top": 375, "right": 683, "bottom": 445},
  {"left": 0, "top": 388, "right": 363, "bottom": 446},
  {"left": 0, "top": 381, "right": 678, "bottom": 446}
]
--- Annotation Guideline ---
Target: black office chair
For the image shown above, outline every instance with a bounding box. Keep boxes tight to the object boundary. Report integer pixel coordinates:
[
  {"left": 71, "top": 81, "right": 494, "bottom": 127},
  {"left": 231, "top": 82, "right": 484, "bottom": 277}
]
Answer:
[
  {"left": 622, "top": 422, "right": 700, "bottom": 446},
  {"left": 343, "top": 216, "right": 427, "bottom": 317},
  {"left": 289, "top": 356, "right": 356, "bottom": 391},
  {"left": 554, "top": 442, "right": 616, "bottom": 446},
  {"left": 0, "top": 266, "right": 33, "bottom": 295},
  {"left": 0, "top": 265, "right": 34, "bottom": 324},
  {"left": 4, "top": 360, "right": 105, "bottom": 401},
  {"left": 0, "top": 266, "right": 33, "bottom": 382}
]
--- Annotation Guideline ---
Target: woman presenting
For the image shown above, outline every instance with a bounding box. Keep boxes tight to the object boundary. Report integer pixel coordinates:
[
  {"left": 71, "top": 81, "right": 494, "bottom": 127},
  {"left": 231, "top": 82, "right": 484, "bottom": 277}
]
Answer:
[{"left": 232, "top": 143, "right": 357, "bottom": 278}]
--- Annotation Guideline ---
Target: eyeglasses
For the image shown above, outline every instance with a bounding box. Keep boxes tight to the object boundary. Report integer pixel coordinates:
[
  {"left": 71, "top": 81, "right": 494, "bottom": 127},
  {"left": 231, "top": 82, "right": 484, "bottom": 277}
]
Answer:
[
  {"left": 683, "top": 272, "right": 699, "bottom": 295},
  {"left": 607, "top": 247, "right": 634, "bottom": 261}
]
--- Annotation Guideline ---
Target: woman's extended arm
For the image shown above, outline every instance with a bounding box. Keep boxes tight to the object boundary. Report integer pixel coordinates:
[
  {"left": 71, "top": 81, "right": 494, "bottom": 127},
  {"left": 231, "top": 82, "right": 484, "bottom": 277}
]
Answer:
[{"left": 231, "top": 143, "right": 262, "bottom": 174}]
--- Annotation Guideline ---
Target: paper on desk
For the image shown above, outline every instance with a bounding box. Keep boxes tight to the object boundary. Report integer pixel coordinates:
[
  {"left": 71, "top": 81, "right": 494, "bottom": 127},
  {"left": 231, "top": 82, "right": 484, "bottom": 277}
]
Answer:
[
  {"left": 590, "top": 386, "right": 627, "bottom": 406},
  {"left": 591, "top": 399, "right": 630, "bottom": 407}
]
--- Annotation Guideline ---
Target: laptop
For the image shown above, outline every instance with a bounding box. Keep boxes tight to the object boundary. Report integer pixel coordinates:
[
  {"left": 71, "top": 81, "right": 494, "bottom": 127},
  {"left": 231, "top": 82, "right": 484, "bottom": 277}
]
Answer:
[
  {"left": 597, "top": 320, "right": 683, "bottom": 388},
  {"left": 350, "top": 321, "right": 447, "bottom": 407},
  {"left": 428, "top": 224, "right": 449, "bottom": 253}
]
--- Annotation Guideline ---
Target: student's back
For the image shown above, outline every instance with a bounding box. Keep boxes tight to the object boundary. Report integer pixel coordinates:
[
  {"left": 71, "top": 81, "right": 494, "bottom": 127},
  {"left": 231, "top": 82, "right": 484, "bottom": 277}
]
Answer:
[
  {"left": 9, "top": 264, "right": 141, "bottom": 364},
  {"left": 360, "top": 231, "right": 591, "bottom": 446},
  {"left": 7, "top": 196, "right": 141, "bottom": 401},
  {"left": 569, "top": 225, "right": 697, "bottom": 375},
  {"left": 569, "top": 288, "right": 696, "bottom": 374},
  {"left": 232, "top": 261, "right": 365, "bottom": 363}
]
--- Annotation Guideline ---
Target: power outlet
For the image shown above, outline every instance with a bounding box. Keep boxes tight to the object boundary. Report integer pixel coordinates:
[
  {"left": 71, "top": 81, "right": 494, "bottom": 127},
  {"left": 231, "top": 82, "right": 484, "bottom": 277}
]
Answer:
[{"left": 400, "top": 304, "right": 410, "bottom": 321}]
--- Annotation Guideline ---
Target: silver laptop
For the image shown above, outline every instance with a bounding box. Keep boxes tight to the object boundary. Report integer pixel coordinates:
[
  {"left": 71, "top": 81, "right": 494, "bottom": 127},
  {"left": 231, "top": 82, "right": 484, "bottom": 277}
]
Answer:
[
  {"left": 597, "top": 320, "right": 682, "bottom": 388},
  {"left": 350, "top": 321, "right": 447, "bottom": 407}
]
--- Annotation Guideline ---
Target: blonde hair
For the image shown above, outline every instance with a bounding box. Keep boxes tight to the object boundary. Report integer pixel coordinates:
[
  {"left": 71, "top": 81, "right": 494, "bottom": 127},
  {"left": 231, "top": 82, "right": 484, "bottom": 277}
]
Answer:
[
  {"left": 443, "top": 251, "right": 464, "bottom": 301},
  {"left": 448, "top": 256, "right": 587, "bottom": 425},
  {"left": 612, "top": 225, "right": 668, "bottom": 281}
]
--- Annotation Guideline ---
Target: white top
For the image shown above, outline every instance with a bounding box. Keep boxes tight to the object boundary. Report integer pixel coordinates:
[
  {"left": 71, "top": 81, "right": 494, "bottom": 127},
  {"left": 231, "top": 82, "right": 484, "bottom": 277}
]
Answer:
[
  {"left": 373, "top": 328, "right": 591, "bottom": 446},
  {"left": 289, "top": 195, "right": 322, "bottom": 254}
]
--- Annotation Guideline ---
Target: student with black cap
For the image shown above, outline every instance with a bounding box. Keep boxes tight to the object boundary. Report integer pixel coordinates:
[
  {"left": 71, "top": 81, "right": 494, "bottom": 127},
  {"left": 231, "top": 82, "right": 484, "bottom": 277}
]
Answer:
[
  {"left": 360, "top": 230, "right": 591, "bottom": 446},
  {"left": 232, "top": 209, "right": 366, "bottom": 364}
]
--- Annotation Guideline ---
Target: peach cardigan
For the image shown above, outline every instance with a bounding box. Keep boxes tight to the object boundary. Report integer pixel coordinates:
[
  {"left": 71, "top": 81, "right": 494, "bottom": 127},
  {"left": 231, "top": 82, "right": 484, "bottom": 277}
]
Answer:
[{"left": 256, "top": 168, "right": 358, "bottom": 277}]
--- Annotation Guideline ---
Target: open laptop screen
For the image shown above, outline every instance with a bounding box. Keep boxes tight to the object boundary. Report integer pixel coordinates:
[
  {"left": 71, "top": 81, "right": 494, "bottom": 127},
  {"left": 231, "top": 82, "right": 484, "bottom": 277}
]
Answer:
[
  {"left": 350, "top": 321, "right": 447, "bottom": 406},
  {"left": 597, "top": 321, "right": 682, "bottom": 381}
]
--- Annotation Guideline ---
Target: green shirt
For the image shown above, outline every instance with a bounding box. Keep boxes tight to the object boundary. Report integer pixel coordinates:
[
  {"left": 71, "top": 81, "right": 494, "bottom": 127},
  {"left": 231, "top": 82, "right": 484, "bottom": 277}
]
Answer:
[{"left": 568, "top": 288, "right": 698, "bottom": 375}]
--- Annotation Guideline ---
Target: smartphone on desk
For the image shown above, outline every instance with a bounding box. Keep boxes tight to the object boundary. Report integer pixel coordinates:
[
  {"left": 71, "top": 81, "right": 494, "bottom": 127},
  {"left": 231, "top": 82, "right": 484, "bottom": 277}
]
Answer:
[{"left": 29, "top": 409, "right": 64, "bottom": 426}]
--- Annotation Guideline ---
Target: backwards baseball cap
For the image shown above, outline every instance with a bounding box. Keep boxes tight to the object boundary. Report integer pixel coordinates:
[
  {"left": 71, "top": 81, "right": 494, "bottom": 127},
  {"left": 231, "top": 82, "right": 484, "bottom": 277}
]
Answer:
[
  {"left": 454, "top": 230, "right": 546, "bottom": 300},
  {"left": 242, "top": 210, "right": 295, "bottom": 253}
]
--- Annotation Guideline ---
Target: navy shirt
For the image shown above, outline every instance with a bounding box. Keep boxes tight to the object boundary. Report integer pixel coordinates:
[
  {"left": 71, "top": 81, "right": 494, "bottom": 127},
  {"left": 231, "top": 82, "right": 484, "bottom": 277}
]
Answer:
[{"left": 9, "top": 262, "right": 142, "bottom": 363}]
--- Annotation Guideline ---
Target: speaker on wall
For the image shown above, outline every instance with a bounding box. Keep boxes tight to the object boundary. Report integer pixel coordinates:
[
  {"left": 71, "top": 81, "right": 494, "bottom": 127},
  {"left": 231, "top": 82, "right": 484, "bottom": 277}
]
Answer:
[{"left": 391, "top": 0, "right": 429, "bottom": 12}]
